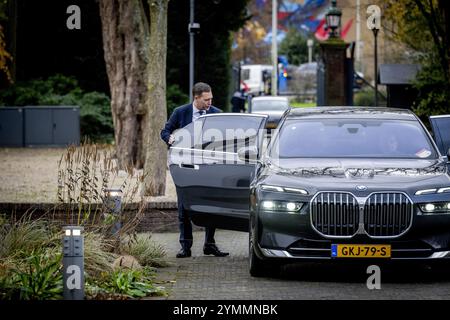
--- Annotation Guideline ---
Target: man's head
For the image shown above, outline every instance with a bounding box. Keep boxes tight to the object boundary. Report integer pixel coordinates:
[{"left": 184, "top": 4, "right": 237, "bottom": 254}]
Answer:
[{"left": 193, "top": 82, "right": 213, "bottom": 110}]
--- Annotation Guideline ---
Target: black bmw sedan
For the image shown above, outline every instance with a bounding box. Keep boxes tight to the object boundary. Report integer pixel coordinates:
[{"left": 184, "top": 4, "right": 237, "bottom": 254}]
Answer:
[{"left": 168, "top": 107, "right": 450, "bottom": 277}]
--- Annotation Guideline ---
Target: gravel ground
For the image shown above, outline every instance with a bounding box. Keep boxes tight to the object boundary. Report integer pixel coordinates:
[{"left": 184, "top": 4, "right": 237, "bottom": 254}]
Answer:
[{"left": 0, "top": 147, "right": 176, "bottom": 203}]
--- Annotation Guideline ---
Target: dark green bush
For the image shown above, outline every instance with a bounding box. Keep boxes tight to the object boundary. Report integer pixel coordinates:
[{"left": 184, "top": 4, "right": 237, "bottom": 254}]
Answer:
[
  {"left": 166, "top": 84, "right": 189, "bottom": 118},
  {"left": 85, "top": 267, "right": 166, "bottom": 300},
  {"left": 1, "top": 251, "right": 63, "bottom": 300},
  {"left": 0, "top": 74, "right": 113, "bottom": 142},
  {"left": 412, "top": 57, "right": 450, "bottom": 117},
  {"left": 354, "top": 89, "right": 376, "bottom": 106}
]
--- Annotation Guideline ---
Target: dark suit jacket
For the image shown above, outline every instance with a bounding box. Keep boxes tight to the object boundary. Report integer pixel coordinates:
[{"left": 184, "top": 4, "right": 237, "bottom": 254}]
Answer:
[{"left": 160, "top": 103, "right": 221, "bottom": 144}]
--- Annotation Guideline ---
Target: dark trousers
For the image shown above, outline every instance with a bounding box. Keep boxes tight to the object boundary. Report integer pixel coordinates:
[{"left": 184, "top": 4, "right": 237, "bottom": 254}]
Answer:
[{"left": 177, "top": 188, "right": 215, "bottom": 250}]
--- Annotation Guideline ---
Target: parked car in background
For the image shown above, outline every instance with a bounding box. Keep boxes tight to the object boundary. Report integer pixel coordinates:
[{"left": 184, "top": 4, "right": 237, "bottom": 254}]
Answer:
[
  {"left": 297, "top": 62, "right": 317, "bottom": 76},
  {"left": 169, "top": 107, "right": 450, "bottom": 277},
  {"left": 249, "top": 96, "right": 290, "bottom": 129}
]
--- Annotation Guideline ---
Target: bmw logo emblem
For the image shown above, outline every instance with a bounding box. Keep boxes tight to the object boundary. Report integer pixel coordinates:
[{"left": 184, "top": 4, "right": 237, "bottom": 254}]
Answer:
[{"left": 355, "top": 185, "right": 368, "bottom": 191}]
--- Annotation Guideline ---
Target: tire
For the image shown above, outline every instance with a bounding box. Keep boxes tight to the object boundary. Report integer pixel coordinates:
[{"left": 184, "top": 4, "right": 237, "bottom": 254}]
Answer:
[
  {"left": 249, "top": 231, "right": 279, "bottom": 277},
  {"left": 249, "top": 237, "right": 266, "bottom": 277}
]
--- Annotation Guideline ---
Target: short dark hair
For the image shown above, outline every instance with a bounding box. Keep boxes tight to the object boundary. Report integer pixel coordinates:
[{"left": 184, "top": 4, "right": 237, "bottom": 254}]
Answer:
[{"left": 193, "top": 82, "right": 211, "bottom": 97}]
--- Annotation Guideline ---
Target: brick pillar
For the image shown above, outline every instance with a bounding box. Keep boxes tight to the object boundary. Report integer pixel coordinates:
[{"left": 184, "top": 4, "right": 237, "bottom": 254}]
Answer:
[{"left": 319, "top": 40, "right": 349, "bottom": 106}]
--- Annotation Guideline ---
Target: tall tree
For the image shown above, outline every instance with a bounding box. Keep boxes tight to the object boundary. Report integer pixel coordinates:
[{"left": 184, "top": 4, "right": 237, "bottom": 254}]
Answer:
[
  {"left": 143, "top": 0, "right": 169, "bottom": 196},
  {"left": 384, "top": 0, "right": 449, "bottom": 82},
  {"left": 0, "top": 0, "right": 12, "bottom": 84},
  {"left": 99, "top": 0, "right": 168, "bottom": 196},
  {"left": 99, "top": 0, "right": 148, "bottom": 170},
  {"left": 384, "top": 0, "right": 450, "bottom": 116}
]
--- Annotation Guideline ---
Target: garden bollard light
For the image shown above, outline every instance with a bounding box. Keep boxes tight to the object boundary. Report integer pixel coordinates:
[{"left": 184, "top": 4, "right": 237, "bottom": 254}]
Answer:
[
  {"left": 105, "top": 188, "right": 123, "bottom": 234},
  {"left": 62, "top": 226, "right": 84, "bottom": 300}
]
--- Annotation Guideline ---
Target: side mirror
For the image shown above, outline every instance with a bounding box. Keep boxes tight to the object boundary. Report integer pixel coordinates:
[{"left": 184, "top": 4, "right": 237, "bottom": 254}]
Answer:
[{"left": 238, "top": 146, "right": 258, "bottom": 162}]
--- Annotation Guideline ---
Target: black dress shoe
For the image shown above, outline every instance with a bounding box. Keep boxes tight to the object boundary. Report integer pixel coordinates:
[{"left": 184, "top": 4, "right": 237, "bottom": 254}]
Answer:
[
  {"left": 176, "top": 248, "right": 191, "bottom": 258},
  {"left": 203, "top": 244, "right": 229, "bottom": 257}
]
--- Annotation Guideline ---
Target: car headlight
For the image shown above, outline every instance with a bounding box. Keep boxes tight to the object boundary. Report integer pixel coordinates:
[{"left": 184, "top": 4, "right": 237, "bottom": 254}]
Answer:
[
  {"left": 261, "top": 184, "right": 308, "bottom": 195},
  {"left": 415, "top": 187, "right": 450, "bottom": 195},
  {"left": 419, "top": 202, "right": 450, "bottom": 214},
  {"left": 260, "top": 200, "right": 303, "bottom": 213}
]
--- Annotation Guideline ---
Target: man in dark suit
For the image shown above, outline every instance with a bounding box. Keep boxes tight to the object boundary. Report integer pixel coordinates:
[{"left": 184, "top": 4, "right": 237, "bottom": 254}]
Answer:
[{"left": 161, "top": 82, "right": 229, "bottom": 258}]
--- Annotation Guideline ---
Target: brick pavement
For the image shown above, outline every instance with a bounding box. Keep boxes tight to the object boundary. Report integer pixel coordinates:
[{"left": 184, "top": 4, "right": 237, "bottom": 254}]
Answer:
[{"left": 149, "top": 230, "right": 450, "bottom": 300}]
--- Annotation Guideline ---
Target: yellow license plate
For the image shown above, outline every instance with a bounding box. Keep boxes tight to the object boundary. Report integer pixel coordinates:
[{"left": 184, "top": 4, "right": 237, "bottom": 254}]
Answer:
[{"left": 331, "top": 244, "right": 391, "bottom": 258}]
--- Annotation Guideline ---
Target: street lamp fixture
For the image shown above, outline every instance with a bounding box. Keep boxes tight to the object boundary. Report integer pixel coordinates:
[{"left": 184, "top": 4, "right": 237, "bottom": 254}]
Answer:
[
  {"left": 326, "top": 0, "right": 342, "bottom": 39},
  {"left": 105, "top": 188, "right": 123, "bottom": 235}
]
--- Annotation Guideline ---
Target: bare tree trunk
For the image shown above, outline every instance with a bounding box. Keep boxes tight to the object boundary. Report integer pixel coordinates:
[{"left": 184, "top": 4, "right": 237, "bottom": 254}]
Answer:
[
  {"left": 99, "top": 0, "right": 149, "bottom": 169},
  {"left": 142, "top": 0, "right": 168, "bottom": 196}
]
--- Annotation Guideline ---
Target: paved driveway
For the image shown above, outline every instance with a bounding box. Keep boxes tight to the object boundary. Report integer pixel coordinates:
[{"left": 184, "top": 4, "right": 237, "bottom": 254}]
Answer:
[{"left": 150, "top": 230, "right": 450, "bottom": 300}]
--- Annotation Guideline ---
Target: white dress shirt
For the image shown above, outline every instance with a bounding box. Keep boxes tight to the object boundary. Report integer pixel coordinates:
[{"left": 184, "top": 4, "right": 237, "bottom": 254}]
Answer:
[{"left": 192, "top": 103, "right": 207, "bottom": 122}]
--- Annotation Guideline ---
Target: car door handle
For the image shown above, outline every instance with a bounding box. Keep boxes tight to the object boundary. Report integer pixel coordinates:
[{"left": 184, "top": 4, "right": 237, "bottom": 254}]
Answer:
[{"left": 179, "top": 164, "right": 199, "bottom": 170}]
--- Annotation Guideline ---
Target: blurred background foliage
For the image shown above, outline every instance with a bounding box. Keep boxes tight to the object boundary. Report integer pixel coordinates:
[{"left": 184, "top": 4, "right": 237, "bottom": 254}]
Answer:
[
  {"left": 0, "top": 0, "right": 250, "bottom": 115},
  {"left": 384, "top": 0, "right": 450, "bottom": 116},
  {"left": 0, "top": 74, "right": 114, "bottom": 142}
]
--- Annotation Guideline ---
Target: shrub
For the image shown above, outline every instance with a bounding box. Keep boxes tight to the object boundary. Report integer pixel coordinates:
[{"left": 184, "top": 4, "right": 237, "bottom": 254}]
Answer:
[
  {"left": 120, "top": 233, "right": 168, "bottom": 268},
  {"left": 83, "top": 231, "right": 117, "bottom": 277},
  {"left": 85, "top": 267, "right": 166, "bottom": 299},
  {"left": 353, "top": 88, "right": 387, "bottom": 107},
  {"left": 166, "top": 84, "right": 189, "bottom": 118},
  {"left": 412, "top": 57, "right": 450, "bottom": 117},
  {"left": 354, "top": 89, "right": 376, "bottom": 106},
  {"left": 0, "top": 215, "right": 57, "bottom": 260},
  {"left": 0, "top": 216, "right": 167, "bottom": 300},
  {"left": 1, "top": 250, "right": 63, "bottom": 300},
  {"left": 57, "top": 143, "right": 145, "bottom": 240}
]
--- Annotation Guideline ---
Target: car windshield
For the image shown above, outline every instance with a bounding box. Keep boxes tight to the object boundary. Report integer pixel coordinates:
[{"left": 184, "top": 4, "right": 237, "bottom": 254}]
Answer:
[
  {"left": 270, "top": 119, "right": 438, "bottom": 159},
  {"left": 252, "top": 100, "right": 289, "bottom": 112}
]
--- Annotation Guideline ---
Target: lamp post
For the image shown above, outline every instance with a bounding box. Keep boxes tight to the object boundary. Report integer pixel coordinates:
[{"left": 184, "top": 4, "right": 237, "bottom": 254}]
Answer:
[
  {"left": 188, "top": 0, "right": 200, "bottom": 101},
  {"left": 318, "top": 0, "right": 348, "bottom": 106},
  {"left": 271, "top": 0, "right": 278, "bottom": 96},
  {"left": 372, "top": 27, "right": 379, "bottom": 106},
  {"left": 367, "top": 5, "right": 381, "bottom": 107},
  {"left": 325, "top": 0, "right": 342, "bottom": 39},
  {"left": 105, "top": 188, "right": 123, "bottom": 235},
  {"left": 307, "top": 39, "right": 314, "bottom": 63}
]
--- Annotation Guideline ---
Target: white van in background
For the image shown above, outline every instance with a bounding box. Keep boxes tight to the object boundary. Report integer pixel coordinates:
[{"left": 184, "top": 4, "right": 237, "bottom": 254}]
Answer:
[{"left": 240, "top": 64, "right": 273, "bottom": 96}]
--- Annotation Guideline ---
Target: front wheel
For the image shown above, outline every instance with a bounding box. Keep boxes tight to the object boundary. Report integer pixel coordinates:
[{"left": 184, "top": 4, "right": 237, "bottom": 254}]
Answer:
[
  {"left": 249, "top": 237, "right": 266, "bottom": 277},
  {"left": 249, "top": 231, "right": 279, "bottom": 277}
]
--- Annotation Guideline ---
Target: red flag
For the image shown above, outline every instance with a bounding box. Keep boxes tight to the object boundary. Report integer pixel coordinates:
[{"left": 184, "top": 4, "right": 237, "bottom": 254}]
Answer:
[
  {"left": 314, "top": 18, "right": 328, "bottom": 41},
  {"left": 314, "top": 18, "right": 353, "bottom": 41},
  {"left": 340, "top": 18, "right": 353, "bottom": 39}
]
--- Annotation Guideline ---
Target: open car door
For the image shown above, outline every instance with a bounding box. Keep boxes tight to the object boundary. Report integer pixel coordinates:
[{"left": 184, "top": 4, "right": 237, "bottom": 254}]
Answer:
[
  {"left": 169, "top": 114, "right": 267, "bottom": 231},
  {"left": 430, "top": 115, "right": 450, "bottom": 150},
  {"left": 429, "top": 115, "right": 450, "bottom": 170}
]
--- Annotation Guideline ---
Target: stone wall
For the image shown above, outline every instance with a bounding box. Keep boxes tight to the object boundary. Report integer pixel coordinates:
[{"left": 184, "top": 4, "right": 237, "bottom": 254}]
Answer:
[{"left": 0, "top": 201, "right": 203, "bottom": 233}]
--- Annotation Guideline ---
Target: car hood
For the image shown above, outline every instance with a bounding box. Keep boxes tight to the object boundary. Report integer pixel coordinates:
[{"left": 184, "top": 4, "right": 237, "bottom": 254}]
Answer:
[{"left": 260, "top": 158, "right": 450, "bottom": 194}]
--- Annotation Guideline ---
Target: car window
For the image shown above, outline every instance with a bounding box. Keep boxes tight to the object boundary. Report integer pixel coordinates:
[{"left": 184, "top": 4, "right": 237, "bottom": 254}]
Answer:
[
  {"left": 241, "top": 69, "right": 250, "bottom": 81},
  {"left": 200, "top": 116, "right": 264, "bottom": 154},
  {"left": 171, "top": 118, "right": 204, "bottom": 149},
  {"left": 270, "top": 119, "right": 438, "bottom": 159},
  {"left": 252, "top": 100, "right": 289, "bottom": 112}
]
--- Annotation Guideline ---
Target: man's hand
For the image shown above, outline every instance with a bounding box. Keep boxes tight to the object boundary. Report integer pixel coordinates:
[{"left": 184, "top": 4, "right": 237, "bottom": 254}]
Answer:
[{"left": 168, "top": 134, "right": 175, "bottom": 145}]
